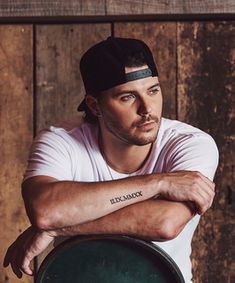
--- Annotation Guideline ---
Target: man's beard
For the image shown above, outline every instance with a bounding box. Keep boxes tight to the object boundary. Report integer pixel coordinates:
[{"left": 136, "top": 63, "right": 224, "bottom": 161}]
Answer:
[{"left": 103, "top": 114, "right": 161, "bottom": 146}]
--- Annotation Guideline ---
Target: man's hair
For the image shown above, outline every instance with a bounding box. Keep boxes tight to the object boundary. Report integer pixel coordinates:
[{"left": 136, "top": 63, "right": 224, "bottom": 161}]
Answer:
[{"left": 84, "top": 51, "right": 148, "bottom": 124}]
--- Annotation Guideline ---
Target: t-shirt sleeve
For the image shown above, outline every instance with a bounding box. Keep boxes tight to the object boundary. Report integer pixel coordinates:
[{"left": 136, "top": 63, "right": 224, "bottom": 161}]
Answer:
[
  {"left": 23, "top": 129, "right": 73, "bottom": 181},
  {"left": 166, "top": 133, "right": 219, "bottom": 181}
]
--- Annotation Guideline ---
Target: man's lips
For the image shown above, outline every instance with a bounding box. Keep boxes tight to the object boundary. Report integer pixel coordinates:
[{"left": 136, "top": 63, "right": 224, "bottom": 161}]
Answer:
[{"left": 136, "top": 121, "right": 156, "bottom": 130}]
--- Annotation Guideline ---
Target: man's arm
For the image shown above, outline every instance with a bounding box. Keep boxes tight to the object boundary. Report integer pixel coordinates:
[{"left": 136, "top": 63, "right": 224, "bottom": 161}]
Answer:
[
  {"left": 50, "top": 199, "right": 195, "bottom": 241},
  {"left": 3, "top": 198, "right": 194, "bottom": 278},
  {"left": 7, "top": 170, "right": 214, "bottom": 278},
  {"left": 22, "top": 171, "right": 214, "bottom": 231}
]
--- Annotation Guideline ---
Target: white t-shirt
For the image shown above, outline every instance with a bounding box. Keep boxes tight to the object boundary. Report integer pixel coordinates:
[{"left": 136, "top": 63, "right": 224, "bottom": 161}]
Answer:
[{"left": 24, "top": 117, "right": 219, "bottom": 282}]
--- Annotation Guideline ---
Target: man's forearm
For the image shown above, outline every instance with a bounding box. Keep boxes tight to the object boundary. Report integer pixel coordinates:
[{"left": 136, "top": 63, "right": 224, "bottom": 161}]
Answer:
[
  {"left": 22, "top": 174, "right": 160, "bottom": 230},
  {"left": 22, "top": 171, "right": 213, "bottom": 231},
  {"left": 48, "top": 199, "right": 195, "bottom": 241}
]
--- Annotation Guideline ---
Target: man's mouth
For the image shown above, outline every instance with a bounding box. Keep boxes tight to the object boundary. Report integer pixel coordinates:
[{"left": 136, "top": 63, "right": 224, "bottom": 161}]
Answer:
[
  {"left": 134, "top": 115, "right": 159, "bottom": 128},
  {"left": 136, "top": 120, "right": 156, "bottom": 130}
]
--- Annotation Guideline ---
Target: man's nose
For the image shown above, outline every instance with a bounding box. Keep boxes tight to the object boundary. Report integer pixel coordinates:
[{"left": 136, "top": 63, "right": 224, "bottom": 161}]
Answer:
[{"left": 137, "top": 97, "right": 152, "bottom": 116}]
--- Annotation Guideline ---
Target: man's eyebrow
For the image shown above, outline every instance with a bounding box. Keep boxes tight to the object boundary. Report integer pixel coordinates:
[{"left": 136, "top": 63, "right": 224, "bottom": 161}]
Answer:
[
  {"left": 113, "top": 83, "right": 160, "bottom": 97},
  {"left": 112, "top": 90, "right": 134, "bottom": 97},
  {"left": 147, "top": 83, "right": 160, "bottom": 90}
]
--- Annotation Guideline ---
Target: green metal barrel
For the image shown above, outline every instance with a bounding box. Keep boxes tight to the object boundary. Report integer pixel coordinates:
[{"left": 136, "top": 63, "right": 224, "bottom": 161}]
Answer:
[{"left": 36, "top": 235, "right": 185, "bottom": 283}]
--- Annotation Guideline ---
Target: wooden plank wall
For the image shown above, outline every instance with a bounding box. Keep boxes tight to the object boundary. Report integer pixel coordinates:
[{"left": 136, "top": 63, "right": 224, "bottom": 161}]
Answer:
[
  {"left": 0, "top": 20, "right": 234, "bottom": 283},
  {"left": 0, "top": 25, "right": 33, "bottom": 283},
  {"left": 36, "top": 24, "right": 111, "bottom": 131},
  {"left": 177, "top": 21, "right": 235, "bottom": 282},
  {"left": 0, "top": 0, "right": 235, "bottom": 17}
]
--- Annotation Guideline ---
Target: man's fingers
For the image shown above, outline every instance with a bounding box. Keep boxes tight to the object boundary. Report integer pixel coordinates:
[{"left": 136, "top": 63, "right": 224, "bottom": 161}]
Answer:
[
  {"left": 195, "top": 189, "right": 214, "bottom": 214},
  {"left": 19, "top": 233, "right": 36, "bottom": 276},
  {"left": 188, "top": 180, "right": 215, "bottom": 215},
  {"left": 195, "top": 192, "right": 214, "bottom": 215},
  {"left": 3, "top": 242, "right": 16, "bottom": 267},
  {"left": 10, "top": 248, "right": 23, "bottom": 279},
  {"left": 9, "top": 247, "right": 34, "bottom": 277},
  {"left": 195, "top": 171, "right": 215, "bottom": 191},
  {"left": 197, "top": 179, "right": 215, "bottom": 203},
  {"left": 3, "top": 251, "right": 10, "bottom": 267},
  {"left": 3, "top": 226, "right": 35, "bottom": 277},
  {"left": 20, "top": 247, "right": 36, "bottom": 276},
  {"left": 3, "top": 229, "right": 31, "bottom": 267},
  {"left": 11, "top": 263, "right": 23, "bottom": 279},
  {"left": 21, "top": 257, "right": 33, "bottom": 275}
]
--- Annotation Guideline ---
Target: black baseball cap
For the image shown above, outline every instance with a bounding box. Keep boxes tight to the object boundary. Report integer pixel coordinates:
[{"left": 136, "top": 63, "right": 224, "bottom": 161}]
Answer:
[{"left": 78, "top": 36, "right": 158, "bottom": 111}]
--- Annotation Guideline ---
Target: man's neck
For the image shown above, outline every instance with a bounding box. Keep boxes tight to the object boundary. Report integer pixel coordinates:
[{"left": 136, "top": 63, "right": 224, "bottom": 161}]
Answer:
[{"left": 98, "top": 131, "right": 153, "bottom": 174}]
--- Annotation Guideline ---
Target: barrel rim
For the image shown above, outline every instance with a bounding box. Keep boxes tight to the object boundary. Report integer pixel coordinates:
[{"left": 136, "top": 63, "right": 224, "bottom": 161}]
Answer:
[{"left": 36, "top": 234, "right": 185, "bottom": 283}]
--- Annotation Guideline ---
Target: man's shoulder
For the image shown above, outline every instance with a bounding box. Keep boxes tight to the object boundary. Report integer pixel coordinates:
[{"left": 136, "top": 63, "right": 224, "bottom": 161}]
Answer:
[
  {"left": 38, "top": 117, "right": 95, "bottom": 140},
  {"left": 160, "top": 118, "right": 214, "bottom": 142},
  {"left": 159, "top": 118, "right": 218, "bottom": 155},
  {"left": 34, "top": 118, "right": 98, "bottom": 154},
  {"left": 159, "top": 118, "right": 219, "bottom": 180},
  {"left": 161, "top": 118, "right": 203, "bottom": 135}
]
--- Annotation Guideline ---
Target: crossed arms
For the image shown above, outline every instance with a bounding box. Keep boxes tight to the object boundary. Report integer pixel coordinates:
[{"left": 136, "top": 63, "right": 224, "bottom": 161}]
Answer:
[{"left": 4, "top": 170, "right": 215, "bottom": 278}]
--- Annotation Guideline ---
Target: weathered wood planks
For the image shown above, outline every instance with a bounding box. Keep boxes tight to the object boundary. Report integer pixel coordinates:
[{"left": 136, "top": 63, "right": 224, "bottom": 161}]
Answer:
[
  {"left": 0, "top": 18, "right": 234, "bottom": 283},
  {"left": 115, "top": 20, "right": 235, "bottom": 282},
  {"left": 177, "top": 21, "right": 235, "bottom": 283},
  {"left": 0, "top": 0, "right": 106, "bottom": 17},
  {"left": 36, "top": 23, "right": 111, "bottom": 131},
  {"left": 0, "top": 0, "right": 234, "bottom": 18},
  {"left": 107, "top": 0, "right": 235, "bottom": 15},
  {"left": 35, "top": 23, "right": 111, "bottom": 267},
  {"left": 0, "top": 25, "right": 33, "bottom": 283},
  {"left": 114, "top": 22, "right": 177, "bottom": 119}
]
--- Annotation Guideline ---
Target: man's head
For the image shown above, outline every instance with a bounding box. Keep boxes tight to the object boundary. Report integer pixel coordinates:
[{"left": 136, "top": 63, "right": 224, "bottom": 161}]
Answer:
[{"left": 78, "top": 37, "right": 163, "bottom": 146}]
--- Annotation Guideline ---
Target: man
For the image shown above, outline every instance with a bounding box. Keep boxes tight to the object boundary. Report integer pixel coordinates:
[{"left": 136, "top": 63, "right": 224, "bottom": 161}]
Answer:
[{"left": 4, "top": 37, "right": 218, "bottom": 282}]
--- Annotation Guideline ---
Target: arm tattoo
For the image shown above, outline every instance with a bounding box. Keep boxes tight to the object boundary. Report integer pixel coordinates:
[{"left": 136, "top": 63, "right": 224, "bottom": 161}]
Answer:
[{"left": 110, "top": 191, "right": 143, "bottom": 205}]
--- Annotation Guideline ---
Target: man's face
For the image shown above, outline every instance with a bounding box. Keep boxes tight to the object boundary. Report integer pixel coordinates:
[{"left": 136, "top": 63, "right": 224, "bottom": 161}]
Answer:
[{"left": 97, "top": 66, "right": 163, "bottom": 146}]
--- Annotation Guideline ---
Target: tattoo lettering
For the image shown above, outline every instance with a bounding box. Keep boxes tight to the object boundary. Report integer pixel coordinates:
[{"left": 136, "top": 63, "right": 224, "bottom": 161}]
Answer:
[{"left": 110, "top": 191, "right": 143, "bottom": 205}]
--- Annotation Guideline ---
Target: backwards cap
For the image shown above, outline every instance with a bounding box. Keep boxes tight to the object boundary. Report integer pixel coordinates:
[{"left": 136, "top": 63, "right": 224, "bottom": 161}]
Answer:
[{"left": 78, "top": 36, "right": 158, "bottom": 111}]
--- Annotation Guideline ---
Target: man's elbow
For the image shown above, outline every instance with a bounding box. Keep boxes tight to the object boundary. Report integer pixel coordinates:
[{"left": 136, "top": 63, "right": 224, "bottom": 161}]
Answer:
[
  {"left": 26, "top": 203, "right": 58, "bottom": 230},
  {"left": 22, "top": 193, "right": 60, "bottom": 230},
  {"left": 159, "top": 220, "right": 182, "bottom": 240},
  {"left": 22, "top": 179, "right": 60, "bottom": 230},
  {"left": 149, "top": 220, "right": 183, "bottom": 241},
  {"left": 26, "top": 201, "right": 87, "bottom": 231},
  {"left": 33, "top": 215, "right": 50, "bottom": 231}
]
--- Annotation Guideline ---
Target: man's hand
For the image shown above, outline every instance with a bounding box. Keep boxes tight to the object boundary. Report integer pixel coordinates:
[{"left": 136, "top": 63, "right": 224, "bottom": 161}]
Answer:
[
  {"left": 158, "top": 171, "right": 215, "bottom": 215},
  {"left": 3, "top": 226, "right": 54, "bottom": 278}
]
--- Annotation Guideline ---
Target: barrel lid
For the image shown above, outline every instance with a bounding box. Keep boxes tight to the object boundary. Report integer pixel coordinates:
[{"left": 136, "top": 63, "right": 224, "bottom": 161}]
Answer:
[{"left": 36, "top": 235, "right": 185, "bottom": 283}]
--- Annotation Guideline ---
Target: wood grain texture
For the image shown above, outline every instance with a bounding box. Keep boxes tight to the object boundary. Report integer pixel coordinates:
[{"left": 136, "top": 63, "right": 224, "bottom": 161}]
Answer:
[
  {"left": 107, "top": 0, "right": 235, "bottom": 15},
  {"left": 0, "top": 0, "right": 234, "bottom": 17},
  {"left": 0, "top": 0, "right": 105, "bottom": 17},
  {"left": 35, "top": 23, "right": 111, "bottom": 268},
  {"left": 0, "top": 25, "right": 33, "bottom": 283},
  {"left": 1, "top": 19, "right": 233, "bottom": 283},
  {"left": 114, "top": 22, "right": 177, "bottom": 119},
  {"left": 177, "top": 21, "right": 235, "bottom": 283},
  {"left": 36, "top": 23, "right": 111, "bottom": 131}
]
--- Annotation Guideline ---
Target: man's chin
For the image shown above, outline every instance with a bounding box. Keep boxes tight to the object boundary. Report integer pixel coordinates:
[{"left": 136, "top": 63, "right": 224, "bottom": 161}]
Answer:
[{"left": 128, "top": 132, "right": 158, "bottom": 146}]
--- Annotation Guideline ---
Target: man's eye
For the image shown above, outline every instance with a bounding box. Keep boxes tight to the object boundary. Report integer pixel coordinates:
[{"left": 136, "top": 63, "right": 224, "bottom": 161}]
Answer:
[
  {"left": 120, "top": 94, "right": 135, "bottom": 101},
  {"left": 149, "top": 88, "right": 160, "bottom": 95}
]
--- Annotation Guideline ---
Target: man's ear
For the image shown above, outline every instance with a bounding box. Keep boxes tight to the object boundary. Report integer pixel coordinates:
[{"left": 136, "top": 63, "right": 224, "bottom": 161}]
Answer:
[{"left": 85, "top": 95, "right": 102, "bottom": 117}]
